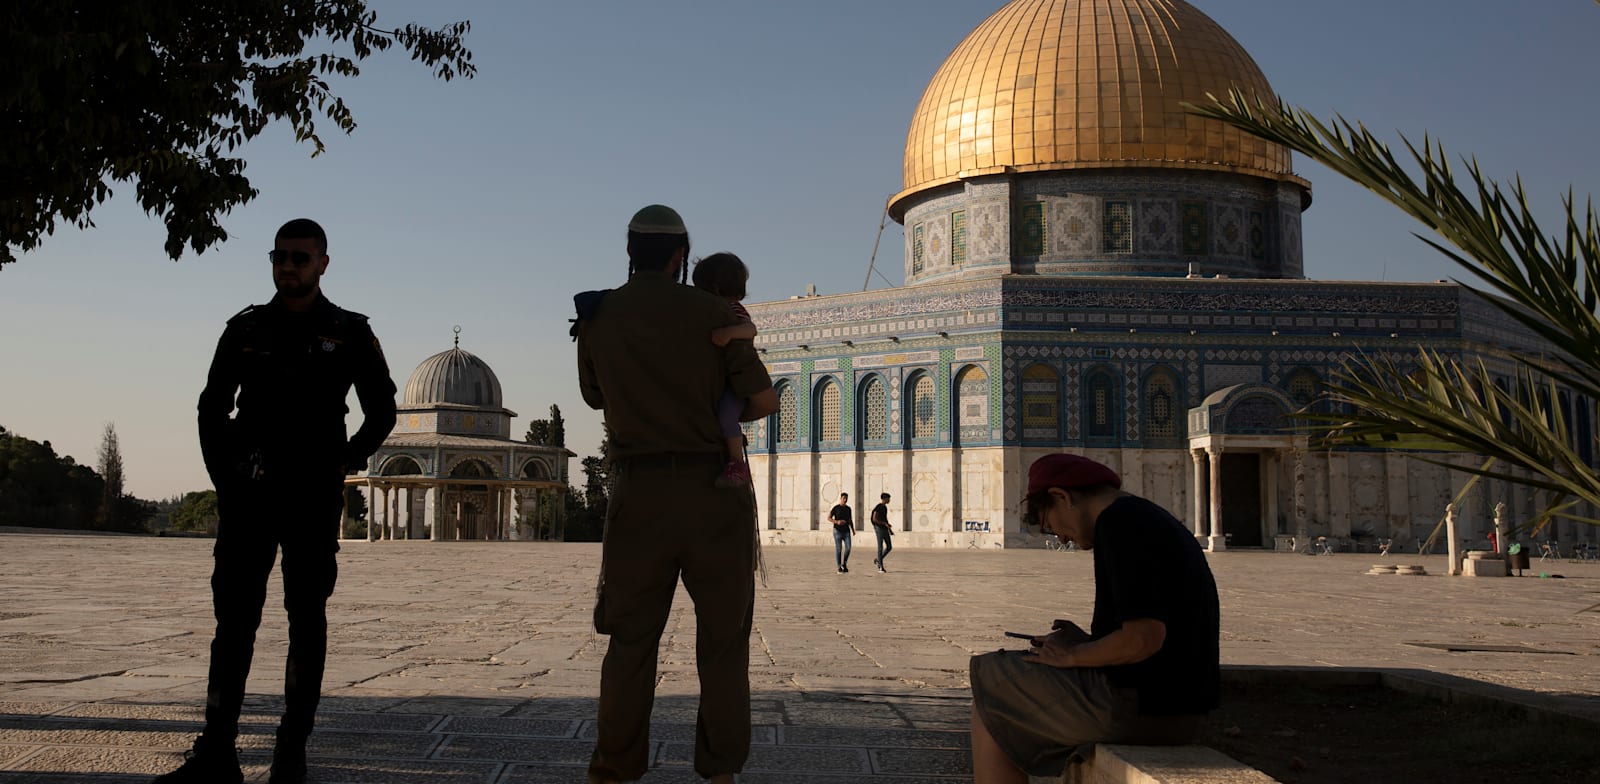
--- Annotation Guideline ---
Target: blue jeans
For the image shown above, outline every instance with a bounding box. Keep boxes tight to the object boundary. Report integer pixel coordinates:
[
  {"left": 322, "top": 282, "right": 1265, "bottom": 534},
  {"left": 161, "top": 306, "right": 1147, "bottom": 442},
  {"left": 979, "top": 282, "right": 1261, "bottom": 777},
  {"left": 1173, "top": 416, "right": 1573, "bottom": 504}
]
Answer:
[
  {"left": 832, "top": 525, "right": 853, "bottom": 568},
  {"left": 873, "top": 524, "right": 893, "bottom": 565}
]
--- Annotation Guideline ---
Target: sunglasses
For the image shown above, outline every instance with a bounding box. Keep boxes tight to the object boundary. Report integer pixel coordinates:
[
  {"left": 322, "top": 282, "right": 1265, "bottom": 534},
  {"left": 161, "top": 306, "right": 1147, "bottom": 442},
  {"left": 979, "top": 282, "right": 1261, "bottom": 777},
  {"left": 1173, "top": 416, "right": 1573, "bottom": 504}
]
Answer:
[{"left": 268, "top": 249, "right": 320, "bottom": 267}]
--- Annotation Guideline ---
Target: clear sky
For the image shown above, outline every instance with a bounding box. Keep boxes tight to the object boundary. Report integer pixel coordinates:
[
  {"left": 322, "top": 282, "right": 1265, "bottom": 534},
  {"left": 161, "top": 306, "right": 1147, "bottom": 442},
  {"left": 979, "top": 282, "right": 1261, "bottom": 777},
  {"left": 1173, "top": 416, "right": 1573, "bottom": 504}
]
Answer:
[{"left": 4, "top": 0, "right": 1598, "bottom": 501}]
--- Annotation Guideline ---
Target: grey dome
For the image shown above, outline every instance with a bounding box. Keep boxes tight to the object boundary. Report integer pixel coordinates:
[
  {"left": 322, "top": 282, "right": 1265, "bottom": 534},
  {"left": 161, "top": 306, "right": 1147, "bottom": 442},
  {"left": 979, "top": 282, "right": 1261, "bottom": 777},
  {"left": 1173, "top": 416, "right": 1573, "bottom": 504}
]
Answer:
[{"left": 403, "top": 347, "right": 503, "bottom": 408}]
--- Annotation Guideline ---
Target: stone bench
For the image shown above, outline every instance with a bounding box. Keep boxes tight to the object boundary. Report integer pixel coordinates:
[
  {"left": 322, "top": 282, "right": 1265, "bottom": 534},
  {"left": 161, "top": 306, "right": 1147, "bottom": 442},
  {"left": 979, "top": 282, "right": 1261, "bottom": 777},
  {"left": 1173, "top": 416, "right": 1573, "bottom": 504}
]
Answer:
[{"left": 1029, "top": 744, "right": 1279, "bottom": 784}]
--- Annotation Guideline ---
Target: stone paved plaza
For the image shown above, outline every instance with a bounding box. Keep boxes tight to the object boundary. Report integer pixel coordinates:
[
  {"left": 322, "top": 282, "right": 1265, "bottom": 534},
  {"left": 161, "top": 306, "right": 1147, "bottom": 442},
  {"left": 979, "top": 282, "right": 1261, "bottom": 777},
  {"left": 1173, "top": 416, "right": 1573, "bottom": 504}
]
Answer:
[{"left": 2, "top": 531, "right": 1598, "bottom": 782}]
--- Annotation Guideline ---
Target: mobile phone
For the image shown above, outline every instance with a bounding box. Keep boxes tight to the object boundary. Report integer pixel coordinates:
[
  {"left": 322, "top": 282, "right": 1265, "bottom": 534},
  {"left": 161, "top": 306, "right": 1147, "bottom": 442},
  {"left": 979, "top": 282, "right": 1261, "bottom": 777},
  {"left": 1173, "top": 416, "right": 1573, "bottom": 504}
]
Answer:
[{"left": 1003, "top": 631, "right": 1035, "bottom": 640}]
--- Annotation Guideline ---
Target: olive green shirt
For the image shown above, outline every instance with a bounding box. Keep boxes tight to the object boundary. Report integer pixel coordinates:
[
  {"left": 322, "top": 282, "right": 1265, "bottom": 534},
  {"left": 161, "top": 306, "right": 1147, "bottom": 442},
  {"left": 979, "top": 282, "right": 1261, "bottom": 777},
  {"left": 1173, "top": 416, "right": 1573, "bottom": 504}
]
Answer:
[{"left": 577, "top": 271, "right": 773, "bottom": 459}]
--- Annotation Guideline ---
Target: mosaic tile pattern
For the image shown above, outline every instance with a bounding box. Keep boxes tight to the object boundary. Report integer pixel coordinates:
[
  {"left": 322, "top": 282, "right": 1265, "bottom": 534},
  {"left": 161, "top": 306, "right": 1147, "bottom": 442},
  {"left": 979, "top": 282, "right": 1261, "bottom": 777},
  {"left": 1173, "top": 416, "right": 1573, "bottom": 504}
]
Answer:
[
  {"left": 1049, "top": 195, "right": 1098, "bottom": 257},
  {"left": 1215, "top": 203, "right": 1247, "bottom": 259},
  {"left": 1123, "top": 363, "right": 1141, "bottom": 442},
  {"left": 950, "top": 210, "right": 967, "bottom": 266},
  {"left": 956, "top": 365, "right": 989, "bottom": 444},
  {"left": 912, "top": 224, "right": 925, "bottom": 274},
  {"left": 1139, "top": 199, "right": 1177, "bottom": 255},
  {"left": 1018, "top": 202, "right": 1045, "bottom": 257},
  {"left": 925, "top": 212, "right": 950, "bottom": 269},
  {"left": 1181, "top": 200, "right": 1209, "bottom": 256},
  {"left": 1145, "top": 370, "right": 1181, "bottom": 441},
  {"left": 968, "top": 201, "right": 1008, "bottom": 263},
  {"left": 1103, "top": 201, "right": 1133, "bottom": 255},
  {"left": 1020, "top": 363, "right": 1060, "bottom": 441},
  {"left": 1248, "top": 210, "right": 1267, "bottom": 261},
  {"left": 985, "top": 344, "right": 1004, "bottom": 440}
]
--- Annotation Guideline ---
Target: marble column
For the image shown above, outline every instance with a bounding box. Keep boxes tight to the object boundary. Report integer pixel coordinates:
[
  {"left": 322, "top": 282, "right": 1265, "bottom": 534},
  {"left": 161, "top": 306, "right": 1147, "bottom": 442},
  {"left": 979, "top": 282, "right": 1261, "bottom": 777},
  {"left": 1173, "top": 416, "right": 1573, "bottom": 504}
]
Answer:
[
  {"left": 1446, "top": 503, "right": 1462, "bottom": 576},
  {"left": 1190, "top": 449, "right": 1208, "bottom": 538},
  {"left": 503, "top": 487, "right": 514, "bottom": 540},
  {"left": 366, "top": 483, "right": 377, "bottom": 542},
  {"left": 1264, "top": 450, "right": 1280, "bottom": 542},
  {"left": 1291, "top": 448, "right": 1309, "bottom": 552},
  {"left": 1207, "top": 446, "right": 1226, "bottom": 551},
  {"left": 378, "top": 487, "right": 390, "bottom": 541},
  {"left": 427, "top": 486, "right": 440, "bottom": 542}
]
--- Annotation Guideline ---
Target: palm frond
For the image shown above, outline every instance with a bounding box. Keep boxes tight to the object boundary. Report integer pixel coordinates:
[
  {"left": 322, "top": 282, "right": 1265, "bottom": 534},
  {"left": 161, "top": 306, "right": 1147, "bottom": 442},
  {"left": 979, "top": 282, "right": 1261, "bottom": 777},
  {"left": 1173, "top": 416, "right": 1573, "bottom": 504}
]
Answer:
[{"left": 1193, "top": 91, "right": 1600, "bottom": 528}]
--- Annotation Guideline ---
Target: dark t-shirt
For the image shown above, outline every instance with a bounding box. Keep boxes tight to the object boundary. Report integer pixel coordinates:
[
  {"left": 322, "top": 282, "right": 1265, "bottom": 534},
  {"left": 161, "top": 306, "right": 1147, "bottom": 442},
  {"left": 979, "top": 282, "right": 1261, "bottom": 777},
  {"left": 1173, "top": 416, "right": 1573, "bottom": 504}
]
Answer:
[
  {"left": 830, "top": 504, "right": 853, "bottom": 528},
  {"left": 1089, "top": 495, "right": 1220, "bottom": 716},
  {"left": 870, "top": 503, "right": 889, "bottom": 526}
]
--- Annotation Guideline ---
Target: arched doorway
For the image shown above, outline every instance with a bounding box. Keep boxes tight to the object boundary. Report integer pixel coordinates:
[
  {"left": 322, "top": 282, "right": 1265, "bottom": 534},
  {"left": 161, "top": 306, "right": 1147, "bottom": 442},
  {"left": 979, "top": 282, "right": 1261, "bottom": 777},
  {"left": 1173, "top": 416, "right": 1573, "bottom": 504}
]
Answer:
[{"left": 446, "top": 459, "right": 495, "bottom": 540}]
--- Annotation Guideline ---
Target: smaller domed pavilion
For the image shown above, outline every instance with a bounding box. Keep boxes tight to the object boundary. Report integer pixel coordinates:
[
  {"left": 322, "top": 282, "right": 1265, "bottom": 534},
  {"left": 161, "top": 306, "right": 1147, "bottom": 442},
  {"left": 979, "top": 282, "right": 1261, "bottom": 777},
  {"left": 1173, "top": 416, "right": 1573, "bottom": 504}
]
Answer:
[{"left": 353, "top": 329, "right": 570, "bottom": 541}]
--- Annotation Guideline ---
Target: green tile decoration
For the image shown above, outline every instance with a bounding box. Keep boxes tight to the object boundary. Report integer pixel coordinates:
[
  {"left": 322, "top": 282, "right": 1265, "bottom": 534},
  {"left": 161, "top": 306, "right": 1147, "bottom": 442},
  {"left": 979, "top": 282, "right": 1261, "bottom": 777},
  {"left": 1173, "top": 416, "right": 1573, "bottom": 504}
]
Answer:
[
  {"left": 1181, "top": 201, "right": 1208, "bottom": 256},
  {"left": 1103, "top": 201, "right": 1132, "bottom": 254},
  {"left": 952, "top": 210, "right": 968, "bottom": 265},
  {"left": 1019, "top": 202, "right": 1045, "bottom": 256},
  {"left": 987, "top": 344, "right": 1003, "bottom": 436},
  {"left": 912, "top": 223, "right": 925, "bottom": 273}
]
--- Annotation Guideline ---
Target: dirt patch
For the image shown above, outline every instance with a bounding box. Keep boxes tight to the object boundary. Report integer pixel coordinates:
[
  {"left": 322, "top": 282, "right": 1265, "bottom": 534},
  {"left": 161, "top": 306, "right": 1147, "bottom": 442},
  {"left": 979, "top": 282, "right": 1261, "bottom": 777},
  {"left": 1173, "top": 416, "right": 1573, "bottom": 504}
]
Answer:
[{"left": 1201, "top": 681, "right": 1600, "bottom": 784}]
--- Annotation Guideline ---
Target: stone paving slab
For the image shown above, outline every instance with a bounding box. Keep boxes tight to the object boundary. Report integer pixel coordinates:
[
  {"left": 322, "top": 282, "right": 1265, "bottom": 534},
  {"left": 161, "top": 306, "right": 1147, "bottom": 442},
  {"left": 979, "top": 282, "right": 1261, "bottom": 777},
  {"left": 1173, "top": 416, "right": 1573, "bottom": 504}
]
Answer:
[{"left": 1, "top": 532, "right": 1598, "bottom": 781}]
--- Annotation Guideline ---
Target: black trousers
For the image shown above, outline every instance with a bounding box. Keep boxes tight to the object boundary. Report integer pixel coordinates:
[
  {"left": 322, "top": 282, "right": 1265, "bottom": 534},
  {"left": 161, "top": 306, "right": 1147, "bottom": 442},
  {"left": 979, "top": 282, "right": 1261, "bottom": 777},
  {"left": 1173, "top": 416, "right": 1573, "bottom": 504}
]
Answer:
[{"left": 202, "top": 477, "right": 342, "bottom": 745}]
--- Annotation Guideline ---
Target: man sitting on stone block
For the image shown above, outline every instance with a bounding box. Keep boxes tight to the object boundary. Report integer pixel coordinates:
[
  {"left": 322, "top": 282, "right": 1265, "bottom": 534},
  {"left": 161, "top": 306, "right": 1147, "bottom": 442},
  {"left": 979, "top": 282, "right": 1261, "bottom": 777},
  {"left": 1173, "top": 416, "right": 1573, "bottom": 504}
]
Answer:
[{"left": 969, "top": 453, "right": 1220, "bottom": 783}]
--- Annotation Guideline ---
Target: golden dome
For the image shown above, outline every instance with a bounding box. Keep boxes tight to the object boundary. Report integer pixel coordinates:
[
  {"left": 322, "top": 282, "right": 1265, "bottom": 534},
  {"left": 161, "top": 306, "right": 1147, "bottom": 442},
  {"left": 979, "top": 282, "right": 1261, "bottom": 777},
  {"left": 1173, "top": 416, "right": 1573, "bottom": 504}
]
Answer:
[{"left": 891, "top": 0, "right": 1305, "bottom": 219}]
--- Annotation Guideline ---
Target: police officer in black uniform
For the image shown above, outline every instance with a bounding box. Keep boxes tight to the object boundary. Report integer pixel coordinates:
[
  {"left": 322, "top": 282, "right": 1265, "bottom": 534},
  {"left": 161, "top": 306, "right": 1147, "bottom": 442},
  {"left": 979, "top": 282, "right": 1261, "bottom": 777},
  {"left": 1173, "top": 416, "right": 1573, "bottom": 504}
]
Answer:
[{"left": 155, "top": 218, "right": 396, "bottom": 784}]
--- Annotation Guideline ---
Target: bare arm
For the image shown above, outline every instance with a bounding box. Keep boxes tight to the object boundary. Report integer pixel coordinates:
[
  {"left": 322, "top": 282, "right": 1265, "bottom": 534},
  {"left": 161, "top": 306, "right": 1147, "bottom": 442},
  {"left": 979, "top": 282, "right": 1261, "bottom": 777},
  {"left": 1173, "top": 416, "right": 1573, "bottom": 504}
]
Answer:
[
  {"left": 711, "top": 320, "right": 758, "bottom": 347},
  {"left": 740, "top": 386, "right": 777, "bottom": 421},
  {"left": 1025, "top": 618, "right": 1166, "bottom": 669}
]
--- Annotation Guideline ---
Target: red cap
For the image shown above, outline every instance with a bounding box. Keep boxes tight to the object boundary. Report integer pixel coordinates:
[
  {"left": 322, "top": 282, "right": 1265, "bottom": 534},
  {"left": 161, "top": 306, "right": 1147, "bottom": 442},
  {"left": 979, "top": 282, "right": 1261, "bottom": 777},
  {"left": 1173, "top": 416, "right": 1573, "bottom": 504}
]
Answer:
[{"left": 1026, "top": 454, "right": 1122, "bottom": 495}]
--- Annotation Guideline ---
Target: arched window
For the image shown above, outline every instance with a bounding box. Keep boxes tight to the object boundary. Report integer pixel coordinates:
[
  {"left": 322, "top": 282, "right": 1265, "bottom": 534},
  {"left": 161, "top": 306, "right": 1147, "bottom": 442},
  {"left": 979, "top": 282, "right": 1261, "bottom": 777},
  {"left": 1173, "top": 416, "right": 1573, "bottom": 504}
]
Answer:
[
  {"left": 449, "top": 459, "right": 493, "bottom": 479},
  {"left": 520, "top": 460, "right": 550, "bottom": 481},
  {"left": 860, "top": 375, "right": 888, "bottom": 442},
  {"left": 908, "top": 373, "right": 937, "bottom": 443},
  {"left": 956, "top": 365, "right": 989, "bottom": 443},
  {"left": 1084, "top": 368, "right": 1118, "bottom": 442},
  {"left": 1021, "top": 364, "right": 1060, "bottom": 442},
  {"left": 776, "top": 384, "right": 798, "bottom": 445},
  {"left": 380, "top": 455, "right": 423, "bottom": 476},
  {"left": 816, "top": 379, "right": 842, "bottom": 444},
  {"left": 1286, "top": 368, "right": 1321, "bottom": 408},
  {"left": 1144, "top": 368, "right": 1181, "bottom": 443}
]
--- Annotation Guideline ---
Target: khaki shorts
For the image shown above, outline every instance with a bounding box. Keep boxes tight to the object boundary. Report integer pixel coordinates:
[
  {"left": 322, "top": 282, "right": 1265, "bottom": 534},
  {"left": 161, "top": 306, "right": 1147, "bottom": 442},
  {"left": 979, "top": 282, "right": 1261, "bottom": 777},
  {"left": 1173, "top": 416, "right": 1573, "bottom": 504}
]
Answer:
[{"left": 970, "top": 650, "right": 1202, "bottom": 777}]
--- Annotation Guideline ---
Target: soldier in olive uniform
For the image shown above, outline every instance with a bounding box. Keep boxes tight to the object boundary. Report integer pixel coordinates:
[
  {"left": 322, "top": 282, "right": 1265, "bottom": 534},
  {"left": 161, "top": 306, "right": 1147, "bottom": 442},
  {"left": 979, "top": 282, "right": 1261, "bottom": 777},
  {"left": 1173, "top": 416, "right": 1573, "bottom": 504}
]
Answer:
[
  {"left": 156, "top": 219, "right": 396, "bottom": 784},
  {"left": 576, "top": 205, "right": 778, "bottom": 784}
]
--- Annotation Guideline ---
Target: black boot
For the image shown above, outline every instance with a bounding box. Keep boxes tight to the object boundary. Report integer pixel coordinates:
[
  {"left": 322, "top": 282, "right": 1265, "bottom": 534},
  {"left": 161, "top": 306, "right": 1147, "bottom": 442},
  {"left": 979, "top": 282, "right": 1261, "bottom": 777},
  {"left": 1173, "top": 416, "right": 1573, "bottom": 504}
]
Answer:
[
  {"left": 269, "top": 737, "right": 308, "bottom": 784},
  {"left": 152, "top": 737, "right": 242, "bottom": 784}
]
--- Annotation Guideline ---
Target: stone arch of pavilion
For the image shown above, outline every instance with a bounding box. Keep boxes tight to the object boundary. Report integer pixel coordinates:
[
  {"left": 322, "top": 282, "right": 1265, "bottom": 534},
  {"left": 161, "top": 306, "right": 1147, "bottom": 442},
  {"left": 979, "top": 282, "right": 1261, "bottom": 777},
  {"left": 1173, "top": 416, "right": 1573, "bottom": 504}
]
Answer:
[{"left": 1186, "top": 384, "right": 1310, "bottom": 552}]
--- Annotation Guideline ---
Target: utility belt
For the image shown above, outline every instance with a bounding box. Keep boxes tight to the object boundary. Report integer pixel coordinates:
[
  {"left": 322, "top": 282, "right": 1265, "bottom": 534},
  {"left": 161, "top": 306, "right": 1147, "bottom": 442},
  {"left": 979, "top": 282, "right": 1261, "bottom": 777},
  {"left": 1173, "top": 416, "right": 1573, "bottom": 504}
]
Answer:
[{"left": 614, "top": 451, "right": 724, "bottom": 470}]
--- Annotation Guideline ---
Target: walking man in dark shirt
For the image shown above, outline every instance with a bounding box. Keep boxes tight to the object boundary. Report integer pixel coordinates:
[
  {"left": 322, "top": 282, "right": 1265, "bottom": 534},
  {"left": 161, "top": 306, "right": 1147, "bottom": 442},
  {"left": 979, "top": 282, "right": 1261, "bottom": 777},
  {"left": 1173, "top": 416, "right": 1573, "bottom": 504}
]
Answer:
[
  {"left": 828, "top": 492, "right": 854, "bottom": 573},
  {"left": 156, "top": 219, "right": 397, "bottom": 784},
  {"left": 576, "top": 204, "right": 777, "bottom": 784},
  {"left": 969, "top": 454, "right": 1219, "bottom": 783},
  {"left": 870, "top": 492, "right": 893, "bottom": 572}
]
